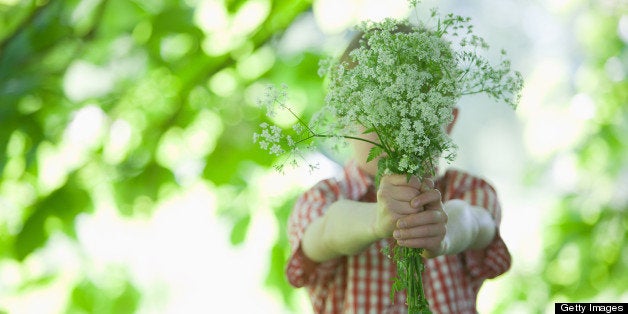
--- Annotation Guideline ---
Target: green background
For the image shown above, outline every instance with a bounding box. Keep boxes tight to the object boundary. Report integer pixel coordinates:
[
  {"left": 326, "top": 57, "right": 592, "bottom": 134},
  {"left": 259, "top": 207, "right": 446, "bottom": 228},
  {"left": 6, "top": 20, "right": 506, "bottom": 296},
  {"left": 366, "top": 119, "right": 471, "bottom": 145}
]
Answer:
[{"left": 0, "top": 0, "right": 626, "bottom": 313}]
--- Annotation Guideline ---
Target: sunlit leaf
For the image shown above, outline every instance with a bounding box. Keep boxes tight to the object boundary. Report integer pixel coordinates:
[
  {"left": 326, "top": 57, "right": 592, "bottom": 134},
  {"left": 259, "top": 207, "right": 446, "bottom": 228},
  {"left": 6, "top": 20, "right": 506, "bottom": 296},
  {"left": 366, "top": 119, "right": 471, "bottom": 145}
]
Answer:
[
  {"left": 114, "top": 161, "right": 175, "bottom": 216},
  {"left": 14, "top": 176, "right": 92, "bottom": 261},
  {"left": 229, "top": 214, "right": 251, "bottom": 245},
  {"left": 0, "top": 0, "right": 315, "bottom": 311},
  {"left": 69, "top": 279, "right": 98, "bottom": 313},
  {"left": 68, "top": 278, "right": 140, "bottom": 314},
  {"left": 111, "top": 281, "right": 142, "bottom": 314}
]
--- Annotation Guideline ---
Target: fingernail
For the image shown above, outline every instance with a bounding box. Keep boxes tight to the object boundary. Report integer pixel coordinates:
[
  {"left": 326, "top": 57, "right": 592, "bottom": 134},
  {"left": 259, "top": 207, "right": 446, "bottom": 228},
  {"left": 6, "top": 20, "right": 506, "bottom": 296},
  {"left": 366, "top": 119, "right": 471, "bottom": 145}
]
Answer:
[
  {"left": 393, "top": 230, "right": 401, "bottom": 239},
  {"left": 427, "top": 179, "right": 434, "bottom": 188},
  {"left": 397, "top": 220, "right": 405, "bottom": 228}
]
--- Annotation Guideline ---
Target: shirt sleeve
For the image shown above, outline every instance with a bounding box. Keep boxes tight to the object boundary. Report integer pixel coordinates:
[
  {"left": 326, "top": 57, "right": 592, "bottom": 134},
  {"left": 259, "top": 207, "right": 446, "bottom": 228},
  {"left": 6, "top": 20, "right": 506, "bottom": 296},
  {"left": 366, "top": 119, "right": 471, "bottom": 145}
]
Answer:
[
  {"left": 285, "top": 180, "right": 344, "bottom": 288},
  {"left": 451, "top": 172, "right": 512, "bottom": 280}
]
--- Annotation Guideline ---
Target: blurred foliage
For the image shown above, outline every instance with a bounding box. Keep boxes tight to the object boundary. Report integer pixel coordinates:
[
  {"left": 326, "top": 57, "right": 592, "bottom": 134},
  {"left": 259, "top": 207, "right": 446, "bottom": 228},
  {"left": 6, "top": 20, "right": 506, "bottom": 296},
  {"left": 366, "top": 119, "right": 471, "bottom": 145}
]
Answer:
[
  {"left": 542, "top": 3, "right": 628, "bottom": 299},
  {"left": 68, "top": 277, "right": 141, "bottom": 314},
  {"left": 494, "top": 1, "right": 628, "bottom": 312},
  {"left": 0, "top": 0, "right": 321, "bottom": 312}
]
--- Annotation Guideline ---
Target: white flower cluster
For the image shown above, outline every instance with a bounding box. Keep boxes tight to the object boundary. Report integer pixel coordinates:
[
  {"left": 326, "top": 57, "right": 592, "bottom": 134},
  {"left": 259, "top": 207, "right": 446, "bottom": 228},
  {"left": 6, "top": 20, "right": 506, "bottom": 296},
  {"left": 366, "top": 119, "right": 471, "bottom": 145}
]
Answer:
[
  {"left": 256, "top": 84, "right": 288, "bottom": 118},
  {"left": 255, "top": 6, "right": 523, "bottom": 178},
  {"left": 253, "top": 122, "right": 285, "bottom": 155},
  {"left": 317, "top": 18, "right": 460, "bottom": 176},
  {"left": 253, "top": 84, "right": 318, "bottom": 172}
]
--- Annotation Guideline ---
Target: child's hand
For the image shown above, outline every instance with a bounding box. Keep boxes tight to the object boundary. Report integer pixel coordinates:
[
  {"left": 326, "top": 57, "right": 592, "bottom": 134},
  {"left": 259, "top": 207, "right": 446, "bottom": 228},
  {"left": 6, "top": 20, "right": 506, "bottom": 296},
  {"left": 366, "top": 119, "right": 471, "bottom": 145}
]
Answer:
[
  {"left": 373, "top": 175, "right": 423, "bottom": 239},
  {"left": 391, "top": 179, "right": 448, "bottom": 257}
]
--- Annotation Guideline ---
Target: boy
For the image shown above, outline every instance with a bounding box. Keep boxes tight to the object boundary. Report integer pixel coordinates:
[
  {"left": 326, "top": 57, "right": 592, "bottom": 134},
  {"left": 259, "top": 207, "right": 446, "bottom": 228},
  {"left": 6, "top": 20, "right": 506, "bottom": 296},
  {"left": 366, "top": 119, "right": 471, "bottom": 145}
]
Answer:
[
  {"left": 286, "top": 107, "right": 511, "bottom": 313},
  {"left": 286, "top": 29, "right": 512, "bottom": 314}
]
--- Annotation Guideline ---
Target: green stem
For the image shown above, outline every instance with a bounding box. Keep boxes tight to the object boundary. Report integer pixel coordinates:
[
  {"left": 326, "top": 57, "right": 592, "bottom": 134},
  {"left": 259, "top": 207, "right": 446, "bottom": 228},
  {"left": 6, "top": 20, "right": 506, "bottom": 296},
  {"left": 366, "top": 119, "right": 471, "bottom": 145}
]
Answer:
[
  {"left": 384, "top": 162, "right": 435, "bottom": 314},
  {"left": 282, "top": 103, "right": 318, "bottom": 137},
  {"left": 293, "top": 132, "right": 385, "bottom": 149},
  {"left": 400, "top": 246, "right": 430, "bottom": 313},
  {"left": 369, "top": 123, "right": 394, "bottom": 155}
]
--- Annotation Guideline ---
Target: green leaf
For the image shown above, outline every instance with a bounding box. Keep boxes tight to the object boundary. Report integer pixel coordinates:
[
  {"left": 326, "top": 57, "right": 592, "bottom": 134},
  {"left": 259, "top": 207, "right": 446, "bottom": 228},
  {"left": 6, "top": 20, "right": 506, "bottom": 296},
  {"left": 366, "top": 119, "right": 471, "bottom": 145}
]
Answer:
[
  {"left": 366, "top": 145, "right": 383, "bottom": 163},
  {"left": 70, "top": 279, "right": 98, "bottom": 313},
  {"left": 264, "top": 243, "right": 293, "bottom": 305},
  {"left": 111, "top": 281, "right": 141, "bottom": 314},
  {"left": 13, "top": 207, "right": 47, "bottom": 261},
  {"left": 14, "top": 177, "right": 92, "bottom": 261},
  {"left": 362, "top": 128, "right": 375, "bottom": 134},
  {"left": 67, "top": 277, "right": 140, "bottom": 314},
  {"left": 114, "top": 161, "right": 175, "bottom": 216},
  {"left": 229, "top": 215, "right": 251, "bottom": 245}
]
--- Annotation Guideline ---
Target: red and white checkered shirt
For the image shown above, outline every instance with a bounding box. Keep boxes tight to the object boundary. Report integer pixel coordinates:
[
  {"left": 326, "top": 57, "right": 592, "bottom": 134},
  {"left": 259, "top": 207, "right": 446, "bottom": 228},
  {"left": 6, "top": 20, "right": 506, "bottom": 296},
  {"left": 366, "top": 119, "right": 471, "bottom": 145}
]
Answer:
[{"left": 286, "top": 161, "right": 511, "bottom": 314}]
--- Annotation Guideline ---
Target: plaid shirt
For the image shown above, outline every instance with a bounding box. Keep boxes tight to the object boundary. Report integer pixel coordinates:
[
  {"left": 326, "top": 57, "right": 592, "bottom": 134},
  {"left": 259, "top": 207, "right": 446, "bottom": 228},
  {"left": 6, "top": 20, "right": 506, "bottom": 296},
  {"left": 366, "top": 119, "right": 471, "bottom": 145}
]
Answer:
[{"left": 286, "top": 161, "right": 511, "bottom": 314}]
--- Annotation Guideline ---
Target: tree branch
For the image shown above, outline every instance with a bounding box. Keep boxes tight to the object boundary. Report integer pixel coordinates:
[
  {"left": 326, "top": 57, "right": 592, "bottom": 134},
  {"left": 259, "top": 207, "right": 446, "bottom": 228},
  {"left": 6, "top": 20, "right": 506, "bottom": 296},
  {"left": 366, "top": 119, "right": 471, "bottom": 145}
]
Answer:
[
  {"left": 0, "top": 0, "right": 53, "bottom": 56},
  {"left": 161, "top": 0, "right": 313, "bottom": 129}
]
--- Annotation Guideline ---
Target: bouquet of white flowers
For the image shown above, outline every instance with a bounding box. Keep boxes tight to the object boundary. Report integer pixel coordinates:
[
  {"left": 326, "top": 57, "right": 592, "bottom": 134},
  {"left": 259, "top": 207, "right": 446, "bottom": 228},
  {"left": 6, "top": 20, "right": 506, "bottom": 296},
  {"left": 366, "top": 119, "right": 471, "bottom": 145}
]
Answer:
[{"left": 255, "top": 4, "right": 523, "bottom": 313}]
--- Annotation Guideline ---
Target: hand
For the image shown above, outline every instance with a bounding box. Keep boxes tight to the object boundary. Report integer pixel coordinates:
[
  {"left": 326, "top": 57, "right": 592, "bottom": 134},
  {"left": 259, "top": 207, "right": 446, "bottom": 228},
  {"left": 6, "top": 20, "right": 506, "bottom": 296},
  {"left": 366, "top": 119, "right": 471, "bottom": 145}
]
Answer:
[
  {"left": 392, "top": 179, "right": 448, "bottom": 258},
  {"left": 373, "top": 174, "right": 422, "bottom": 239}
]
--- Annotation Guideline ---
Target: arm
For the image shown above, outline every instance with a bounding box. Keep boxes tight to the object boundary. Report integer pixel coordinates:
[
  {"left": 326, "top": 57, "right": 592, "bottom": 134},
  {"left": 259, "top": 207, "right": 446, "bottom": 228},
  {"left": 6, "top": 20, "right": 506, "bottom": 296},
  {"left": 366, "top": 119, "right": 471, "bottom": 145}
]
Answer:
[
  {"left": 441, "top": 199, "right": 496, "bottom": 254},
  {"left": 302, "top": 175, "right": 425, "bottom": 263},
  {"left": 302, "top": 200, "right": 379, "bottom": 262},
  {"left": 302, "top": 174, "right": 497, "bottom": 262}
]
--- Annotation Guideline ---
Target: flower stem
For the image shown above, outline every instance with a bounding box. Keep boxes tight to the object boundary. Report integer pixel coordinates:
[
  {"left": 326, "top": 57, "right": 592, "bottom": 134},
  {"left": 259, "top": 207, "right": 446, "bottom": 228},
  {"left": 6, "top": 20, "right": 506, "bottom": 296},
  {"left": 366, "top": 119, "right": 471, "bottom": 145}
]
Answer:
[
  {"left": 294, "top": 132, "right": 385, "bottom": 150},
  {"left": 397, "top": 246, "right": 431, "bottom": 314}
]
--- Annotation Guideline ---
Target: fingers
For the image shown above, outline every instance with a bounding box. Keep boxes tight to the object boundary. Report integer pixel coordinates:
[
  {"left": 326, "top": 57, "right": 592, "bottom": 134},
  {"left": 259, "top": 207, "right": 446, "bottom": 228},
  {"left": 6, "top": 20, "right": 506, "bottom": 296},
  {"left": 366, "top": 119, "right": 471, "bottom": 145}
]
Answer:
[
  {"left": 410, "top": 189, "right": 441, "bottom": 209},
  {"left": 393, "top": 222, "right": 446, "bottom": 240},
  {"left": 379, "top": 175, "right": 446, "bottom": 254},
  {"left": 396, "top": 235, "right": 444, "bottom": 252},
  {"left": 396, "top": 209, "right": 448, "bottom": 229},
  {"left": 378, "top": 175, "right": 422, "bottom": 216},
  {"left": 381, "top": 174, "right": 421, "bottom": 188},
  {"left": 419, "top": 178, "right": 434, "bottom": 192},
  {"left": 379, "top": 175, "right": 434, "bottom": 202},
  {"left": 383, "top": 175, "right": 433, "bottom": 191},
  {"left": 378, "top": 184, "right": 420, "bottom": 202},
  {"left": 379, "top": 175, "right": 439, "bottom": 216},
  {"left": 422, "top": 239, "right": 448, "bottom": 258},
  {"left": 393, "top": 209, "right": 448, "bottom": 254}
]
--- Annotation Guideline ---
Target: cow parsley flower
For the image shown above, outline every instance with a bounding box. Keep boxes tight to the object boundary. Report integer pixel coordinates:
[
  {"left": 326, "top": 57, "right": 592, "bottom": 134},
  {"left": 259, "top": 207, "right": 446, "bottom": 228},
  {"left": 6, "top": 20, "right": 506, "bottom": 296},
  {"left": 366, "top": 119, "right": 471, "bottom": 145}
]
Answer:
[
  {"left": 254, "top": 5, "right": 523, "bottom": 311},
  {"left": 255, "top": 7, "right": 522, "bottom": 178}
]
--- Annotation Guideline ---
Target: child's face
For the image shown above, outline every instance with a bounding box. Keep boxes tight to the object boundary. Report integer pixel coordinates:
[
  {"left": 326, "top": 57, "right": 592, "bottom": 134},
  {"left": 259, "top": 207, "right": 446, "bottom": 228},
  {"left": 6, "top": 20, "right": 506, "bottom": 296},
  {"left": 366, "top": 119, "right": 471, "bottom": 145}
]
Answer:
[
  {"left": 351, "top": 108, "right": 458, "bottom": 176},
  {"left": 352, "top": 128, "right": 381, "bottom": 176}
]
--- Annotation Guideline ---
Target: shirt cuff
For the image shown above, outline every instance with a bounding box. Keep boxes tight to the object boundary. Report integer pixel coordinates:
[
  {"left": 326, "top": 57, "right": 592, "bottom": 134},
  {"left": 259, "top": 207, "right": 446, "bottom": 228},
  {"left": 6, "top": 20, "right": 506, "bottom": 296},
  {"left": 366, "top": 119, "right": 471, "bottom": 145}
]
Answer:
[
  {"left": 286, "top": 244, "right": 342, "bottom": 287},
  {"left": 462, "top": 229, "right": 512, "bottom": 280}
]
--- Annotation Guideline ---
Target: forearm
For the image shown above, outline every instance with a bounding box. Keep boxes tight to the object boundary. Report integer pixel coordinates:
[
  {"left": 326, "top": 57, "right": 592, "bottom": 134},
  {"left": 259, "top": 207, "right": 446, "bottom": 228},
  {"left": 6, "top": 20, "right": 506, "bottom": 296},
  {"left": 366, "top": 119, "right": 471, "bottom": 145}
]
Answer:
[
  {"left": 442, "top": 199, "right": 496, "bottom": 255},
  {"left": 302, "top": 200, "right": 380, "bottom": 263}
]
